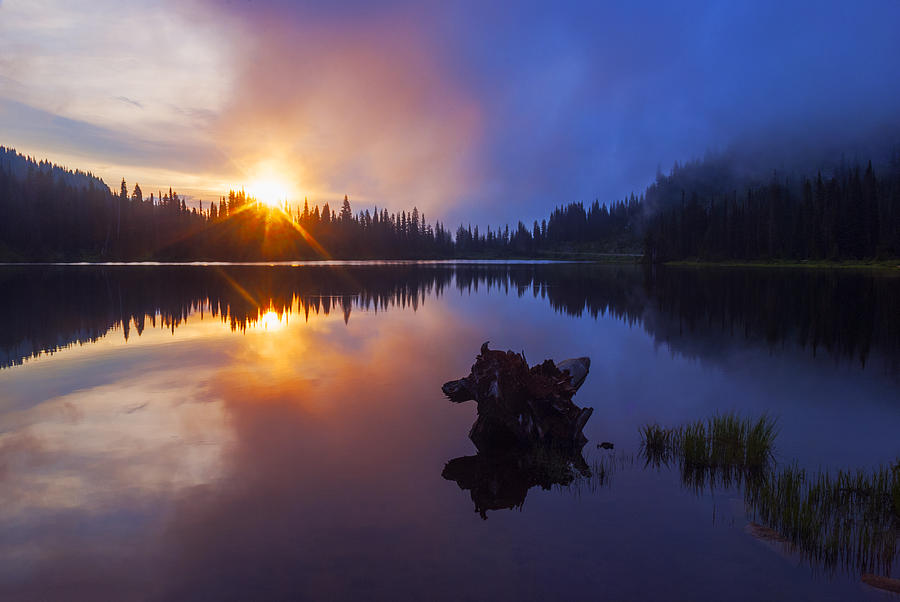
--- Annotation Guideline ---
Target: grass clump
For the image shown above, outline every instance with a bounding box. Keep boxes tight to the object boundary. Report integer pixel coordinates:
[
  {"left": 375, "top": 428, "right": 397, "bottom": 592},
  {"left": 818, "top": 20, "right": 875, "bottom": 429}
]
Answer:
[
  {"left": 747, "top": 462, "right": 900, "bottom": 575},
  {"left": 640, "top": 412, "right": 778, "bottom": 489},
  {"left": 639, "top": 423, "right": 673, "bottom": 467},
  {"left": 639, "top": 412, "right": 900, "bottom": 576}
]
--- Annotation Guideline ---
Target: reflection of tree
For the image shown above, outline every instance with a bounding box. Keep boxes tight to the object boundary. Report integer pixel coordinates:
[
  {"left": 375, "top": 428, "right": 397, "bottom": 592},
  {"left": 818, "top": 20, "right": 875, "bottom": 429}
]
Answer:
[
  {"left": 643, "top": 267, "right": 900, "bottom": 372},
  {"left": 1, "top": 265, "right": 897, "bottom": 374},
  {"left": 0, "top": 265, "right": 456, "bottom": 368}
]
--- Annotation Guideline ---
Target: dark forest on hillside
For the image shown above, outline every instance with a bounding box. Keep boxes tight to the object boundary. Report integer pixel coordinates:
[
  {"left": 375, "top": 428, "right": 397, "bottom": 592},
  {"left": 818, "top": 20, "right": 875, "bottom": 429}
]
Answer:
[
  {"left": 1, "top": 146, "right": 898, "bottom": 261},
  {"left": 643, "top": 158, "right": 900, "bottom": 261}
]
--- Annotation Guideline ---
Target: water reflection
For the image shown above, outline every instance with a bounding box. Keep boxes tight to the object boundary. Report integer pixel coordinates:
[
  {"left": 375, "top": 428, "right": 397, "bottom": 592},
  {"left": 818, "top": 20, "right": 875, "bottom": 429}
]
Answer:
[
  {"left": 637, "top": 415, "right": 900, "bottom": 579},
  {"left": 0, "top": 263, "right": 898, "bottom": 600},
  {"left": 2, "top": 264, "right": 898, "bottom": 374},
  {"left": 0, "top": 295, "right": 472, "bottom": 600},
  {"left": 443, "top": 446, "right": 591, "bottom": 519},
  {"left": 746, "top": 461, "right": 900, "bottom": 579}
]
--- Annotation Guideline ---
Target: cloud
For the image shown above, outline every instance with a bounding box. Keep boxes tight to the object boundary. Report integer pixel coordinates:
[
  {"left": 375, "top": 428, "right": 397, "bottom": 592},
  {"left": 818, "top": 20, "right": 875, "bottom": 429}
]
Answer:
[
  {"left": 0, "top": 98, "right": 238, "bottom": 198},
  {"left": 0, "top": 0, "right": 233, "bottom": 136},
  {"left": 115, "top": 96, "right": 144, "bottom": 110},
  {"left": 2, "top": 0, "right": 900, "bottom": 224},
  {"left": 0, "top": 0, "right": 240, "bottom": 197},
  {"left": 0, "top": 99, "right": 211, "bottom": 169},
  {"left": 204, "top": 7, "right": 483, "bottom": 216}
]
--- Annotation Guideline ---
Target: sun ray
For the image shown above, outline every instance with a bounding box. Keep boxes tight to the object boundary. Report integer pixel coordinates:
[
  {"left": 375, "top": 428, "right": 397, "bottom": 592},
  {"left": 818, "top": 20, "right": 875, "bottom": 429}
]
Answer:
[{"left": 269, "top": 206, "right": 332, "bottom": 259}]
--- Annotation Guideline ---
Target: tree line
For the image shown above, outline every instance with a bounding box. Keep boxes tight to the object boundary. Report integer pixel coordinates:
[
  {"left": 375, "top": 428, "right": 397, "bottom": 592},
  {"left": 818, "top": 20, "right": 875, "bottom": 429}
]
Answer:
[
  {"left": 1, "top": 145, "right": 898, "bottom": 261},
  {"left": 0, "top": 146, "right": 644, "bottom": 260},
  {"left": 0, "top": 147, "right": 208, "bottom": 260},
  {"left": 643, "top": 157, "right": 900, "bottom": 261}
]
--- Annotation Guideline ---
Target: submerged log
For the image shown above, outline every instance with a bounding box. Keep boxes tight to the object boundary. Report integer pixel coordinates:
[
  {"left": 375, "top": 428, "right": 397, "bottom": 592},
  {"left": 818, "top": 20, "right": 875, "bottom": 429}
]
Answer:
[{"left": 442, "top": 342, "right": 593, "bottom": 450}]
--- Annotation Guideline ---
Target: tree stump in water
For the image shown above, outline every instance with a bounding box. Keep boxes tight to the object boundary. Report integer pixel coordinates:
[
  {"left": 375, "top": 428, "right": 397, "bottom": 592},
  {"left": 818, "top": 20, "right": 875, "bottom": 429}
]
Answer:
[
  {"left": 442, "top": 342, "right": 593, "bottom": 450},
  {"left": 441, "top": 343, "right": 594, "bottom": 517}
]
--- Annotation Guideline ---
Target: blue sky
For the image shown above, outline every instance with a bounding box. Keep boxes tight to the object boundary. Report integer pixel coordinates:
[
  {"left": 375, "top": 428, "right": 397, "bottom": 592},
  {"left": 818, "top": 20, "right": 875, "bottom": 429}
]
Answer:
[{"left": 1, "top": 0, "right": 899, "bottom": 224}]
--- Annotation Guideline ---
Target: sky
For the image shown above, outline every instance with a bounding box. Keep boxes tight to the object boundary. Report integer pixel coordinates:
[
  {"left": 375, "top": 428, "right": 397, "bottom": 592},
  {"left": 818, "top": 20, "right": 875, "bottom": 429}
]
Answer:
[{"left": 1, "top": 0, "right": 900, "bottom": 225}]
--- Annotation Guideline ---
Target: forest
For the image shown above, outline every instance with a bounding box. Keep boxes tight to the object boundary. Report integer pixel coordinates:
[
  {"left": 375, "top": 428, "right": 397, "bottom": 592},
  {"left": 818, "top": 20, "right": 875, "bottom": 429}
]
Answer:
[
  {"left": 0, "top": 145, "right": 898, "bottom": 261},
  {"left": 0, "top": 147, "right": 641, "bottom": 260},
  {"left": 643, "top": 157, "right": 900, "bottom": 261}
]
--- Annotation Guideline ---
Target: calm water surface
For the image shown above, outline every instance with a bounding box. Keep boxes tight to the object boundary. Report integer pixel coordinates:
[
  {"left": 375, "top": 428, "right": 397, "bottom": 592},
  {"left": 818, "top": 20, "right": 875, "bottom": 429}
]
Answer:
[{"left": 0, "top": 263, "right": 898, "bottom": 601}]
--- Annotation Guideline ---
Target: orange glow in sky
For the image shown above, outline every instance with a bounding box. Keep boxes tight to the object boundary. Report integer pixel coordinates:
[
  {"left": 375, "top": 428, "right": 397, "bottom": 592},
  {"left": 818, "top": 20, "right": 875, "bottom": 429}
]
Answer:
[{"left": 0, "top": 1, "right": 479, "bottom": 219}]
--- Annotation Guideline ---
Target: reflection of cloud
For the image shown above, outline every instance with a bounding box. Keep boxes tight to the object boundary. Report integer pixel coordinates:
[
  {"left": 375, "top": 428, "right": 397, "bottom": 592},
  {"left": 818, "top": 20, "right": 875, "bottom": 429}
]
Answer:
[
  {"left": 149, "top": 298, "right": 481, "bottom": 599},
  {"left": 0, "top": 370, "right": 229, "bottom": 521},
  {"left": 0, "top": 356, "right": 235, "bottom": 596},
  {"left": 2, "top": 269, "right": 898, "bottom": 598},
  {"left": 0, "top": 294, "right": 481, "bottom": 598}
]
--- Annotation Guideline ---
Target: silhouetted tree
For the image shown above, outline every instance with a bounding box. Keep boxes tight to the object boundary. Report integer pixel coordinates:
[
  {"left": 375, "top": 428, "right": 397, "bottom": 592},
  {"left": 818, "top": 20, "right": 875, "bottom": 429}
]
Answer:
[{"left": 1, "top": 146, "right": 895, "bottom": 263}]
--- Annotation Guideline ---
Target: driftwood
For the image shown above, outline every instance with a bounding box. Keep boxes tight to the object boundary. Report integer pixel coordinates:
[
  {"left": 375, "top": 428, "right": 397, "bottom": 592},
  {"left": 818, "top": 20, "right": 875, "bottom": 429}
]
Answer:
[{"left": 441, "top": 342, "right": 593, "bottom": 450}]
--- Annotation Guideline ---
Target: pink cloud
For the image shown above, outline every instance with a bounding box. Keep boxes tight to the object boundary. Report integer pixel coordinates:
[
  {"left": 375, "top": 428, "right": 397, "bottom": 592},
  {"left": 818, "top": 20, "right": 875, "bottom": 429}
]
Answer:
[{"left": 210, "top": 9, "right": 484, "bottom": 216}]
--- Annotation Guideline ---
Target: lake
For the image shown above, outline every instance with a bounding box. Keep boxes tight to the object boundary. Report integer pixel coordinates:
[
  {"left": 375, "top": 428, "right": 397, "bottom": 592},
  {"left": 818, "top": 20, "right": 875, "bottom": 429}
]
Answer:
[{"left": 0, "top": 262, "right": 898, "bottom": 601}]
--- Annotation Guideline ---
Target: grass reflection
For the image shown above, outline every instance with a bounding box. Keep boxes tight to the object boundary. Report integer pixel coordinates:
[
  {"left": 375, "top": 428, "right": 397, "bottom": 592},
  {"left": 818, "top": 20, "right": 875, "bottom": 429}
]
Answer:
[
  {"left": 637, "top": 413, "right": 900, "bottom": 578},
  {"left": 748, "top": 462, "right": 900, "bottom": 577},
  {"left": 640, "top": 413, "right": 777, "bottom": 490}
]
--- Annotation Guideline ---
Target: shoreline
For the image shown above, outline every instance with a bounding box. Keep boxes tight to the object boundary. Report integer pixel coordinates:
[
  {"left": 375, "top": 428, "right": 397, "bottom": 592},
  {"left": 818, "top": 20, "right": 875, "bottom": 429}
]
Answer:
[
  {"left": 0, "top": 253, "right": 644, "bottom": 265},
  {"left": 1, "top": 256, "right": 898, "bottom": 270},
  {"left": 663, "top": 259, "right": 900, "bottom": 271}
]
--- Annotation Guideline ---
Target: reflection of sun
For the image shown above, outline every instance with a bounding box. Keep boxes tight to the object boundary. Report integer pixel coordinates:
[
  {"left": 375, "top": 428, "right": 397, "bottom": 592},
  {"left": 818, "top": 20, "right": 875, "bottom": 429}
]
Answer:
[{"left": 258, "top": 310, "right": 286, "bottom": 330}]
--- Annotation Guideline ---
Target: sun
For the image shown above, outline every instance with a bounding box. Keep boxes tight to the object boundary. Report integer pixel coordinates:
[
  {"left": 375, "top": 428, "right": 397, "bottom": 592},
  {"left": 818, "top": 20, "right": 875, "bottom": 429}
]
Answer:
[
  {"left": 247, "top": 176, "right": 291, "bottom": 207},
  {"left": 242, "top": 160, "right": 296, "bottom": 207}
]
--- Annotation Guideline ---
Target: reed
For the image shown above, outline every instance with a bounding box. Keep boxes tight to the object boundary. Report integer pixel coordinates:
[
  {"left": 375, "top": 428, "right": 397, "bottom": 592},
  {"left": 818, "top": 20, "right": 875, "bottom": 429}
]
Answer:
[
  {"left": 640, "top": 413, "right": 899, "bottom": 574},
  {"left": 746, "top": 462, "right": 900, "bottom": 575},
  {"left": 639, "top": 423, "right": 673, "bottom": 467},
  {"left": 636, "top": 413, "right": 900, "bottom": 575},
  {"left": 639, "top": 412, "right": 777, "bottom": 489}
]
